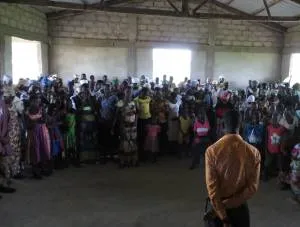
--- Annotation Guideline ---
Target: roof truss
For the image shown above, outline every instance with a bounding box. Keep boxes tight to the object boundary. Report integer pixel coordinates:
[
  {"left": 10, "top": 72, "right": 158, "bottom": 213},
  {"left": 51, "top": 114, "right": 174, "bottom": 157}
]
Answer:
[{"left": 1, "top": 0, "right": 298, "bottom": 32}]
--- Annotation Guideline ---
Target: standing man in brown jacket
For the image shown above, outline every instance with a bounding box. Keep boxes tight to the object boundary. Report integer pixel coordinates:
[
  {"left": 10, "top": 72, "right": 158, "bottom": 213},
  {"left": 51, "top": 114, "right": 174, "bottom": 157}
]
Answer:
[{"left": 205, "top": 110, "right": 261, "bottom": 227}]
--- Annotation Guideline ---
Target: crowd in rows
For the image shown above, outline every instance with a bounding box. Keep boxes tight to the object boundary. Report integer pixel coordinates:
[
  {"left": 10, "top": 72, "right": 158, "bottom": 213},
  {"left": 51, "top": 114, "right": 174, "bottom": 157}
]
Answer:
[{"left": 0, "top": 73, "right": 300, "bottom": 202}]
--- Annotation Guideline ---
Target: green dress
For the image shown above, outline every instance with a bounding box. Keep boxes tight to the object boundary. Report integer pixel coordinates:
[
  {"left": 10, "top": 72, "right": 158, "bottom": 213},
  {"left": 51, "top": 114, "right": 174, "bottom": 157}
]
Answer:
[{"left": 65, "top": 113, "right": 76, "bottom": 151}]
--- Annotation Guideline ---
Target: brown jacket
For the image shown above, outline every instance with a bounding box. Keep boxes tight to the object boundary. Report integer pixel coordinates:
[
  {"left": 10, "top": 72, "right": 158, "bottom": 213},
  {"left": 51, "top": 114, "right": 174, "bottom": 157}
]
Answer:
[{"left": 205, "top": 134, "right": 261, "bottom": 220}]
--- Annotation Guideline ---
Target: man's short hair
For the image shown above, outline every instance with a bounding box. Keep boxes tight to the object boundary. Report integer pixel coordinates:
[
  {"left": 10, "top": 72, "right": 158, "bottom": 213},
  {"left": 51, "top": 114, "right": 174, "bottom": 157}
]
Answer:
[{"left": 223, "top": 110, "right": 241, "bottom": 133}]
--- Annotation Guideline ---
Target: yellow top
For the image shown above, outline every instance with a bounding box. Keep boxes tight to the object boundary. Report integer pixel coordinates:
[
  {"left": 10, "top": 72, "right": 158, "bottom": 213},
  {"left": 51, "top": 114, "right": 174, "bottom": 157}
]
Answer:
[
  {"left": 135, "top": 96, "right": 151, "bottom": 119},
  {"left": 179, "top": 116, "right": 191, "bottom": 134}
]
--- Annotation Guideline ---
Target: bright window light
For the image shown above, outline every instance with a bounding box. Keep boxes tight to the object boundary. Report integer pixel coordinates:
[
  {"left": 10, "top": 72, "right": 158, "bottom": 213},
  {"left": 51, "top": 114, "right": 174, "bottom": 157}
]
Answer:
[
  {"left": 12, "top": 37, "right": 42, "bottom": 84},
  {"left": 153, "top": 48, "right": 191, "bottom": 85},
  {"left": 285, "top": 53, "right": 300, "bottom": 86}
]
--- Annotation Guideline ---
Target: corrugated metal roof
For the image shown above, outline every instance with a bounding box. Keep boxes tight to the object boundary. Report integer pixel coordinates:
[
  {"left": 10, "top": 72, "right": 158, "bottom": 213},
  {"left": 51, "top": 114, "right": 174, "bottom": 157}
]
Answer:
[
  {"left": 228, "top": 0, "right": 266, "bottom": 13},
  {"left": 52, "top": 0, "right": 82, "bottom": 3},
  {"left": 258, "top": 0, "right": 300, "bottom": 16},
  {"left": 23, "top": 0, "right": 300, "bottom": 28}
]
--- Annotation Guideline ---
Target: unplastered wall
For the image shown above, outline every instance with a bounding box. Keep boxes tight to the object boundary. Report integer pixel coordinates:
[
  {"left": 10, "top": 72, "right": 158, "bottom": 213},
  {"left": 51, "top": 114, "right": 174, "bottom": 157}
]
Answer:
[
  {"left": 50, "top": 44, "right": 128, "bottom": 83},
  {"left": 0, "top": 3, "right": 48, "bottom": 76},
  {"left": 214, "top": 51, "right": 282, "bottom": 88},
  {"left": 48, "top": 0, "right": 283, "bottom": 84}
]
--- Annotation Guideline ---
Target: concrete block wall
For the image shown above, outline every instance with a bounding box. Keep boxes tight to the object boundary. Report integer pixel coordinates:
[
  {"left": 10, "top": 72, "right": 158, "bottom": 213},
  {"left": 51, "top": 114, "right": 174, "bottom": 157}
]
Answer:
[
  {"left": 0, "top": 3, "right": 47, "bottom": 36},
  {"left": 215, "top": 20, "right": 282, "bottom": 48},
  {"left": 0, "top": 3, "right": 48, "bottom": 76},
  {"left": 137, "top": 16, "right": 209, "bottom": 44},
  {"left": 48, "top": 1, "right": 284, "bottom": 86},
  {"left": 284, "top": 24, "right": 300, "bottom": 50},
  {"left": 49, "top": 12, "right": 129, "bottom": 40}
]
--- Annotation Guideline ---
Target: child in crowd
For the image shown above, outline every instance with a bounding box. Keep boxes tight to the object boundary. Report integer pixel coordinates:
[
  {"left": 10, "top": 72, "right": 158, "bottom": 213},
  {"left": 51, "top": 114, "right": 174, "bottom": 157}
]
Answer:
[
  {"left": 144, "top": 118, "right": 161, "bottom": 163},
  {"left": 263, "top": 113, "right": 286, "bottom": 181},
  {"left": 168, "top": 92, "right": 181, "bottom": 154},
  {"left": 190, "top": 108, "right": 210, "bottom": 170},
  {"left": 47, "top": 104, "right": 65, "bottom": 169},
  {"left": 243, "top": 112, "right": 265, "bottom": 153},
  {"left": 178, "top": 108, "right": 192, "bottom": 157},
  {"left": 243, "top": 112, "right": 265, "bottom": 166},
  {"left": 135, "top": 87, "right": 152, "bottom": 162},
  {"left": 64, "top": 101, "right": 78, "bottom": 166}
]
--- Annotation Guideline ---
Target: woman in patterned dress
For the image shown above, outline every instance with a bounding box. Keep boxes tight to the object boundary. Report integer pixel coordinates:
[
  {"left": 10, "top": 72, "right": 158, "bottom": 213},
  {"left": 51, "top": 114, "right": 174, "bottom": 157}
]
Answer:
[
  {"left": 113, "top": 88, "right": 138, "bottom": 168},
  {"left": 4, "top": 87, "right": 22, "bottom": 178}
]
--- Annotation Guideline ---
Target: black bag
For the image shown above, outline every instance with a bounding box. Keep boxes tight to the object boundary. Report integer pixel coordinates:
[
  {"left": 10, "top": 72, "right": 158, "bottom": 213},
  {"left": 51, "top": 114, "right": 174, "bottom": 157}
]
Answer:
[{"left": 203, "top": 198, "right": 219, "bottom": 227}]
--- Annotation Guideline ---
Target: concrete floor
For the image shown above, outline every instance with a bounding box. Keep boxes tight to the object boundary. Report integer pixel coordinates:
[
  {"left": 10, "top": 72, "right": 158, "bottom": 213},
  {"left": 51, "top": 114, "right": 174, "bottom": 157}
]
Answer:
[{"left": 1, "top": 158, "right": 300, "bottom": 227}]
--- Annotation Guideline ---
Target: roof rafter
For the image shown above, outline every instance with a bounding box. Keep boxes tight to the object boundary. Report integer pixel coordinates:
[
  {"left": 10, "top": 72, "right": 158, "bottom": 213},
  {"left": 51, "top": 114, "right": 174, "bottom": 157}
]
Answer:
[
  {"left": 192, "top": 0, "right": 209, "bottom": 15},
  {"left": 0, "top": 0, "right": 292, "bottom": 32},
  {"left": 166, "top": 0, "right": 180, "bottom": 13},
  {"left": 252, "top": 0, "right": 282, "bottom": 15},
  {"left": 290, "top": 0, "right": 300, "bottom": 5},
  {"left": 210, "top": 0, "right": 287, "bottom": 32},
  {"left": 263, "top": 0, "right": 271, "bottom": 18},
  {"left": 182, "top": 0, "right": 189, "bottom": 15},
  {"left": 226, "top": 0, "right": 235, "bottom": 5}
]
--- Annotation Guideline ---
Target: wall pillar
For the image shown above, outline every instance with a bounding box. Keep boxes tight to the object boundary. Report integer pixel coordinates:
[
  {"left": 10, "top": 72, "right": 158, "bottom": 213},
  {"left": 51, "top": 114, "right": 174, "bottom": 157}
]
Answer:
[
  {"left": 4, "top": 36, "right": 12, "bottom": 77},
  {"left": 0, "top": 34, "right": 4, "bottom": 76},
  {"left": 127, "top": 15, "right": 138, "bottom": 77},
  {"left": 127, "top": 42, "right": 137, "bottom": 77},
  {"left": 205, "top": 2, "right": 216, "bottom": 80}
]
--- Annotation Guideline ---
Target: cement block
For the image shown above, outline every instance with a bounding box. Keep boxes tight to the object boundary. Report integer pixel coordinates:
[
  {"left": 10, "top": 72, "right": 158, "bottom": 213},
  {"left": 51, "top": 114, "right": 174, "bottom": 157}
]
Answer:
[
  {"left": 232, "top": 41, "right": 242, "bottom": 46},
  {"left": 148, "top": 25, "right": 157, "bottom": 31},
  {"left": 110, "top": 16, "right": 121, "bottom": 22},
  {"left": 153, "top": 19, "right": 162, "bottom": 25},
  {"left": 200, "top": 27, "right": 209, "bottom": 33},
  {"left": 1, "top": 17, "right": 8, "bottom": 25},
  {"left": 264, "top": 42, "right": 272, "bottom": 47},
  {"left": 188, "top": 27, "right": 198, "bottom": 33},
  {"left": 10, "top": 19, "right": 17, "bottom": 27},
  {"left": 138, "top": 25, "right": 147, "bottom": 30},
  {"left": 227, "top": 36, "right": 235, "bottom": 41},
  {"left": 97, "top": 14, "right": 109, "bottom": 22},
  {"left": 75, "top": 27, "right": 87, "bottom": 33},
  {"left": 179, "top": 27, "right": 188, "bottom": 32},
  {"left": 221, "top": 40, "right": 231, "bottom": 45},
  {"left": 253, "top": 42, "right": 263, "bottom": 47},
  {"left": 64, "top": 26, "right": 74, "bottom": 32},
  {"left": 244, "top": 41, "right": 252, "bottom": 46}
]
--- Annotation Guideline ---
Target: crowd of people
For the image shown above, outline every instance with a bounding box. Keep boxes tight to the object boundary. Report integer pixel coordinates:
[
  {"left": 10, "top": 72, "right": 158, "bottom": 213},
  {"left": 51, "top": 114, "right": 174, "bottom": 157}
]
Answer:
[{"left": 0, "top": 73, "right": 300, "bottom": 203}]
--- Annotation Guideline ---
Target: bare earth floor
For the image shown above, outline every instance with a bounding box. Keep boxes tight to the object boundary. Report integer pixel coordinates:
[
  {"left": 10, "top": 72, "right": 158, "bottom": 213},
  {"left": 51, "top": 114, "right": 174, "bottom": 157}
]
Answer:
[{"left": 1, "top": 158, "right": 300, "bottom": 227}]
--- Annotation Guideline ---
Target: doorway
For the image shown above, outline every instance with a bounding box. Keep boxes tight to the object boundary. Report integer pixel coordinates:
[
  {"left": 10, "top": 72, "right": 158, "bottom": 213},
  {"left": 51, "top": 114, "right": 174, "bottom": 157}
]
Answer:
[
  {"left": 153, "top": 48, "right": 191, "bottom": 85},
  {"left": 12, "top": 37, "right": 42, "bottom": 84}
]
